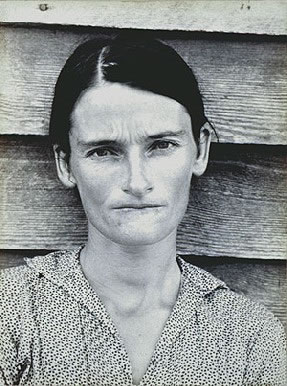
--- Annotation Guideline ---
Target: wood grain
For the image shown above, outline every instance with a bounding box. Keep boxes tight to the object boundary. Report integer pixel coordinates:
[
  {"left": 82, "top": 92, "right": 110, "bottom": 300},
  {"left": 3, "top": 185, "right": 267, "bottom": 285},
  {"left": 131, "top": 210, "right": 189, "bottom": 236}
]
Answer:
[
  {"left": 1, "top": 1, "right": 287, "bottom": 35},
  {"left": 0, "top": 136, "right": 286, "bottom": 259},
  {"left": 1, "top": 26, "right": 286, "bottom": 144},
  {"left": 1, "top": 250, "right": 285, "bottom": 332}
]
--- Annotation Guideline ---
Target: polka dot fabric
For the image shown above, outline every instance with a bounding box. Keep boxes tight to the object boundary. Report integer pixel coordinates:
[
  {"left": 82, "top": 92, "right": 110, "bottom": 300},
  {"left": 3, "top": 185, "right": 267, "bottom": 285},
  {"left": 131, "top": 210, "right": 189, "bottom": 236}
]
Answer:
[{"left": 0, "top": 248, "right": 286, "bottom": 385}]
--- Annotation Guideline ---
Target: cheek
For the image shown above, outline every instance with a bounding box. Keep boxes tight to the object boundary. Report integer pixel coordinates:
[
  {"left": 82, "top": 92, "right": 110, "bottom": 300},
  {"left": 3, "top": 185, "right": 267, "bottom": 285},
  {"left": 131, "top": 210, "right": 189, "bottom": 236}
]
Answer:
[
  {"left": 150, "top": 153, "right": 193, "bottom": 224},
  {"left": 70, "top": 161, "right": 113, "bottom": 207},
  {"left": 153, "top": 151, "right": 194, "bottom": 190}
]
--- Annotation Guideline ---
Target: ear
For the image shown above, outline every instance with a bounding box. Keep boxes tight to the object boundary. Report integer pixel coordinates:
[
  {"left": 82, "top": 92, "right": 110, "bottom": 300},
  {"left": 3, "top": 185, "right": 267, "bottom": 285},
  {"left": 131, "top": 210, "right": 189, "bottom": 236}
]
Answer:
[
  {"left": 53, "top": 145, "right": 77, "bottom": 188},
  {"left": 193, "top": 122, "right": 212, "bottom": 177}
]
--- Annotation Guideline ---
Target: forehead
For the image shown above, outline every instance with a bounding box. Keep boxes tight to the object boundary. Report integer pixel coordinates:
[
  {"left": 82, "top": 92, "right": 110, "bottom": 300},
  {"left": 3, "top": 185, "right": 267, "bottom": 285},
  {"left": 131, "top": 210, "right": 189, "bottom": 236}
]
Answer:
[{"left": 70, "top": 83, "right": 192, "bottom": 143}]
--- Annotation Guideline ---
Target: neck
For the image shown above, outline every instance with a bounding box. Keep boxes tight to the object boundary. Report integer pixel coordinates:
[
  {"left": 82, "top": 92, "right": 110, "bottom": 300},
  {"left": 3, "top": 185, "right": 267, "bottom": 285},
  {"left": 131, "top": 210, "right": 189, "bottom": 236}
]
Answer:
[{"left": 80, "top": 228, "right": 181, "bottom": 314}]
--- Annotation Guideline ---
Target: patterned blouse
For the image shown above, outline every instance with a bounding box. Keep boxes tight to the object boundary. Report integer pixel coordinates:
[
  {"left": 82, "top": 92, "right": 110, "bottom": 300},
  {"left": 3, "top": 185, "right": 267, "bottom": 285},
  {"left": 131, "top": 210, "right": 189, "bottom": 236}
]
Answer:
[{"left": 0, "top": 248, "right": 286, "bottom": 386}]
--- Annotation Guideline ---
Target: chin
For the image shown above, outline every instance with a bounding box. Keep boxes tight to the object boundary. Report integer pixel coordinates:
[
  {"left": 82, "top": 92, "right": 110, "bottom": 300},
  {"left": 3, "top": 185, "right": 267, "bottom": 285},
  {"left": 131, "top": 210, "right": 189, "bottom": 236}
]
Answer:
[{"left": 108, "top": 226, "right": 174, "bottom": 247}]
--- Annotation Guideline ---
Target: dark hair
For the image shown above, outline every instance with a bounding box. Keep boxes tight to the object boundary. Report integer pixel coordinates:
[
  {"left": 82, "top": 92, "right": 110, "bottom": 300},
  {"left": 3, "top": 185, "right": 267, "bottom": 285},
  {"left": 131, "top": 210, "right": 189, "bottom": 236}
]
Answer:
[{"left": 50, "top": 32, "right": 209, "bottom": 155}]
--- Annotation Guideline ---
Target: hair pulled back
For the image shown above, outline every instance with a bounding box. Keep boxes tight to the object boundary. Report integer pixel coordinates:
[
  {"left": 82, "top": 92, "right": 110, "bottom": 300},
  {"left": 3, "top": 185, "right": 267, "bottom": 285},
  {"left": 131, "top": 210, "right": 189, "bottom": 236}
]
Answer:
[{"left": 49, "top": 32, "right": 208, "bottom": 155}]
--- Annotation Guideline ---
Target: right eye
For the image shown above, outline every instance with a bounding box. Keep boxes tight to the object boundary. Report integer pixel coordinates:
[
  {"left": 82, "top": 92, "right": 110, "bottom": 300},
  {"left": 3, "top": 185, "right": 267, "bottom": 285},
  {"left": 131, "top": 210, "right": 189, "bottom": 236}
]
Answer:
[{"left": 87, "top": 147, "right": 117, "bottom": 158}]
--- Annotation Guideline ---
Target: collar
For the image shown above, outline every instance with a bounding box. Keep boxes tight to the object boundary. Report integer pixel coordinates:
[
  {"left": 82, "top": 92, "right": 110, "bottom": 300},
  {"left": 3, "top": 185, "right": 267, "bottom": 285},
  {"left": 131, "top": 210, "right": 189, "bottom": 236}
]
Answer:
[
  {"left": 25, "top": 247, "right": 116, "bottom": 331},
  {"left": 25, "top": 248, "right": 228, "bottom": 332},
  {"left": 176, "top": 255, "right": 228, "bottom": 298},
  {"left": 25, "top": 248, "right": 227, "bottom": 298}
]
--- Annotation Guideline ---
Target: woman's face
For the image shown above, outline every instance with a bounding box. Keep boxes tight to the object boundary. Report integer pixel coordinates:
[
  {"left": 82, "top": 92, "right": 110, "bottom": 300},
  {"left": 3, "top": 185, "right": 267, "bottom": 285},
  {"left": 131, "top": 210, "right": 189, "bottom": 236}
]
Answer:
[{"left": 56, "top": 83, "right": 210, "bottom": 246}]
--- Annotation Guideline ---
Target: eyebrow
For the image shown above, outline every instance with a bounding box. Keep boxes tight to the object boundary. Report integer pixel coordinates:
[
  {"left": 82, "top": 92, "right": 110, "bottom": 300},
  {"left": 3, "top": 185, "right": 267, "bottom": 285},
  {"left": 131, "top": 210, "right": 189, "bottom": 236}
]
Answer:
[
  {"left": 147, "top": 130, "right": 187, "bottom": 140},
  {"left": 76, "top": 130, "right": 188, "bottom": 148},
  {"left": 77, "top": 140, "right": 121, "bottom": 148}
]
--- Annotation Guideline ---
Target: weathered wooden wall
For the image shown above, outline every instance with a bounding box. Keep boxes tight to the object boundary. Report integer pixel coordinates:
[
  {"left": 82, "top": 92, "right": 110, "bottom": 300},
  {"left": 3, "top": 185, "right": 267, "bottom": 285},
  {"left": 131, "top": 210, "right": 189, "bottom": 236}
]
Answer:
[
  {"left": 1, "top": 0, "right": 287, "bottom": 35},
  {"left": 1, "top": 26, "right": 287, "bottom": 144},
  {"left": 1, "top": 136, "right": 286, "bottom": 259},
  {"left": 0, "top": 0, "right": 286, "bottom": 329}
]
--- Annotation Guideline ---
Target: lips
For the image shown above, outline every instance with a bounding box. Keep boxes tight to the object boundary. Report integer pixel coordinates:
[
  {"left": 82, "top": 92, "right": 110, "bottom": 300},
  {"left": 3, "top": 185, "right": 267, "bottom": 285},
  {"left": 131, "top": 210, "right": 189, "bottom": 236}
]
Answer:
[{"left": 112, "top": 204, "right": 163, "bottom": 210}]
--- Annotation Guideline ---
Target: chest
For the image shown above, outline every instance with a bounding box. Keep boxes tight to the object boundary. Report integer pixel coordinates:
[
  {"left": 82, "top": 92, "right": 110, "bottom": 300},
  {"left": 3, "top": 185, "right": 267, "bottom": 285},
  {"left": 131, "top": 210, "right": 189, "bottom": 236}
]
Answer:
[
  {"left": 17, "top": 293, "right": 248, "bottom": 386},
  {"left": 112, "top": 309, "right": 172, "bottom": 385}
]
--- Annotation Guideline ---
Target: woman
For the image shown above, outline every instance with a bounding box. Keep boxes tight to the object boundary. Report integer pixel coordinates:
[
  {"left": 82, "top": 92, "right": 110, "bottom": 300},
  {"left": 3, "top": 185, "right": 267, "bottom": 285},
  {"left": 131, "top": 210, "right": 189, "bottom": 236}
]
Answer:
[{"left": 0, "top": 33, "right": 286, "bottom": 385}]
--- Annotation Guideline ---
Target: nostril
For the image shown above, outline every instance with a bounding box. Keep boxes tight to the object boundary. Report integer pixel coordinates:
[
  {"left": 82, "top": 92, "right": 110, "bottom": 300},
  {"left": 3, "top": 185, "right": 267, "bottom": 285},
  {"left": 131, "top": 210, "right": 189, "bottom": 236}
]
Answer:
[
  {"left": 123, "top": 172, "right": 153, "bottom": 196},
  {"left": 125, "top": 180, "right": 153, "bottom": 196}
]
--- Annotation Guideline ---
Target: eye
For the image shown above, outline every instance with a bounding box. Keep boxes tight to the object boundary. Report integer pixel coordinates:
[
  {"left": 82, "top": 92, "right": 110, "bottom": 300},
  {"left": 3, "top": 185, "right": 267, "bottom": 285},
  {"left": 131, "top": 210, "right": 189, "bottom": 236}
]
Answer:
[
  {"left": 150, "top": 140, "right": 178, "bottom": 151},
  {"left": 87, "top": 147, "right": 117, "bottom": 158}
]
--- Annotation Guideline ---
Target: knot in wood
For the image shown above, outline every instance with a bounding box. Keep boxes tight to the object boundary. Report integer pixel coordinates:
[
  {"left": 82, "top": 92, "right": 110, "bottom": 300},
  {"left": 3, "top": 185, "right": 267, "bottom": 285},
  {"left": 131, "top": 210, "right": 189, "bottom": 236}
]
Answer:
[{"left": 39, "top": 3, "right": 48, "bottom": 12}]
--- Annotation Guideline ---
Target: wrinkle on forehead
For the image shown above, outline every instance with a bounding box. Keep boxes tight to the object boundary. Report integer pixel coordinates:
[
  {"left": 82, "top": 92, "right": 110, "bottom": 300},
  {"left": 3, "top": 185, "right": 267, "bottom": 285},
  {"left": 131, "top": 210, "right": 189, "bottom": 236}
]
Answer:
[{"left": 70, "top": 83, "right": 192, "bottom": 144}]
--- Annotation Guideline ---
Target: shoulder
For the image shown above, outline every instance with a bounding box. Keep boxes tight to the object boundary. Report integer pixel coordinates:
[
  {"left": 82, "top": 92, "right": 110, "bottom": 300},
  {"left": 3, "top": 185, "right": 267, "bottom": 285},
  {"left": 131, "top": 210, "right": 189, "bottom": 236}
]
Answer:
[
  {"left": 0, "top": 264, "right": 34, "bottom": 309},
  {"left": 0, "top": 248, "right": 81, "bottom": 318},
  {"left": 210, "top": 286, "right": 284, "bottom": 340},
  {"left": 0, "top": 249, "right": 77, "bottom": 286},
  {"left": 179, "top": 257, "right": 285, "bottom": 338}
]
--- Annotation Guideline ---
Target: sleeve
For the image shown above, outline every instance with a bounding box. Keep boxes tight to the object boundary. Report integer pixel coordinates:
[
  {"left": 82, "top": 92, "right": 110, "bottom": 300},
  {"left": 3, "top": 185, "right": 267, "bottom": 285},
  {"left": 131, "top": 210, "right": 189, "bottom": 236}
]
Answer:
[
  {"left": 0, "top": 326, "right": 20, "bottom": 385},
  {"left": 0, "top": 268, "right": 26, "bottom": 385},
  {"left": 243, "top": 315, "right": 287, "bottom": 386}
]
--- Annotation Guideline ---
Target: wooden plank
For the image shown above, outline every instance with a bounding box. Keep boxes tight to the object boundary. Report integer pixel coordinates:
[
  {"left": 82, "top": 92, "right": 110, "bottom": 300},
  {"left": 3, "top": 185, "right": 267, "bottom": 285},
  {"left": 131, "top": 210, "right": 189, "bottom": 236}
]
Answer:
[
  {"left": 0, "top": 249, "right": 50, "bottom": 270},
  {"left": 1, "top": 250, "right": 285, "bottom": 332},
  {"left": 178, "top": 144, "right": 287, "bottom": 259},
  {"left": 0, "top": 136, "right": 286, "bottom": 259},
  {"left": 1, "top": 26, "right": 287, "bottom": 144},
  {"left": 0, "top": 1, "right": 287, "bottom": 35}
]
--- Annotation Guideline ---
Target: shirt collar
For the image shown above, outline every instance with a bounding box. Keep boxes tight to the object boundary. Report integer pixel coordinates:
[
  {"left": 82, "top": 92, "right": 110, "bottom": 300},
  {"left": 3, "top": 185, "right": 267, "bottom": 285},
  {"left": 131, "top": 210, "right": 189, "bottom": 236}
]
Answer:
[
  {"left": 25, "top": 248, "right": 228, "bottom": 331},
  {"left": 25, "top": 247, "right": 117, "bottom": 331},
  {"left": 25, "top": 249, "right": 227, "bottom": 297},
  {"left": 176, "top": 256, "right": 228, "bottom": 298}
]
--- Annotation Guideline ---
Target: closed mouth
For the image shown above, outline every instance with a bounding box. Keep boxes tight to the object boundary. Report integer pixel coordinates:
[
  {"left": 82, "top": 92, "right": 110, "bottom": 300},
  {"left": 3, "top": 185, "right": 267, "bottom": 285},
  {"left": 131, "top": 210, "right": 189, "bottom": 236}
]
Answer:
[{"left": 113, "top": 204, "right": 163, "bottom": 210}]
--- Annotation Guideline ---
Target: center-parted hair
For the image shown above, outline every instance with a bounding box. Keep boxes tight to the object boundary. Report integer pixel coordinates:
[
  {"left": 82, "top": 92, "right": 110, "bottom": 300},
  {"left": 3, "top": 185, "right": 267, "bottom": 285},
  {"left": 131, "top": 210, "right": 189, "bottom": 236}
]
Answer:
[{"left": 49, "top": 32, "right": 208, "bottom": 155}]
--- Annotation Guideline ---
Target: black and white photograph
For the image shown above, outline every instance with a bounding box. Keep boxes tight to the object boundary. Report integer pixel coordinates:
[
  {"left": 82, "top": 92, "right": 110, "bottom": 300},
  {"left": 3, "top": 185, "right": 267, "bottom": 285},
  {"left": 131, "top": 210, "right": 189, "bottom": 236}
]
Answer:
[{"left": 0, "top": 1, "right": 286, "bottom": 385}]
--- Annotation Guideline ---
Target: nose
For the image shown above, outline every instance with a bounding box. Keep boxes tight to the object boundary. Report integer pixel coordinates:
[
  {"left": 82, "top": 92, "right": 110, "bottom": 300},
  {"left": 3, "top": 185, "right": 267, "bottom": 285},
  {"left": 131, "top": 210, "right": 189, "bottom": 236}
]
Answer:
[{"left": 122, "top": 150, "right": 153, "bottom": 197}]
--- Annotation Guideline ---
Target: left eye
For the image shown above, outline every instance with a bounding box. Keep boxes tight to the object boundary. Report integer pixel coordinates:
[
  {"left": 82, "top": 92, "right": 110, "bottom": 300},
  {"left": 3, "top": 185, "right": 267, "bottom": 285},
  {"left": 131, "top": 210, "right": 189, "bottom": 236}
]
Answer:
[{"left": 151, "top": 141, "right": 175, "bottom": 150}]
